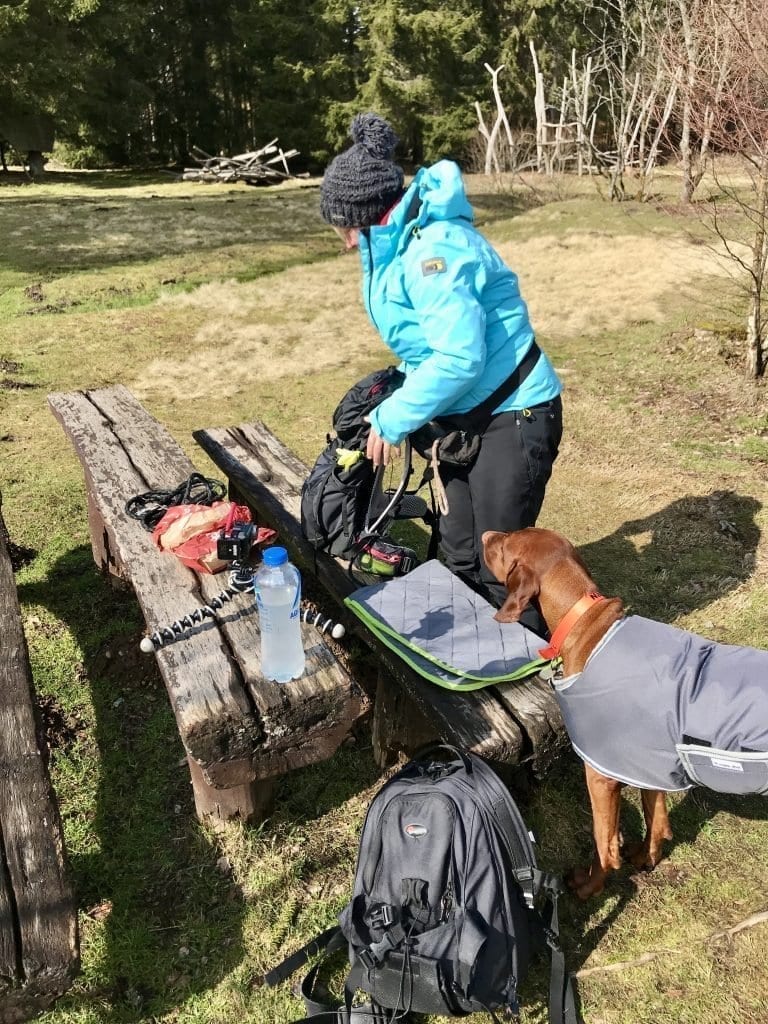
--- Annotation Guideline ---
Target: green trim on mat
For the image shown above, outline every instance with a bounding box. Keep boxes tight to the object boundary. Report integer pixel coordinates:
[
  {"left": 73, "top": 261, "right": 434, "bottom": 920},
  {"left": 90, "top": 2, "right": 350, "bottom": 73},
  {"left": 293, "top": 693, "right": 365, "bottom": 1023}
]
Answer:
[{"left": 344, "top": 596, "right": 548, "bottom": 690}]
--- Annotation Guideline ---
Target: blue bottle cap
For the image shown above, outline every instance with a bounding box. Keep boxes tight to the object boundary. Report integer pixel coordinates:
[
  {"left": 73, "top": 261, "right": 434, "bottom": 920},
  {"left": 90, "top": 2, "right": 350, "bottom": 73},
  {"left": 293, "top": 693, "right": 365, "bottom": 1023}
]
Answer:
[{"left": 262, "top": 546, "right": 288, "bottom": 567}]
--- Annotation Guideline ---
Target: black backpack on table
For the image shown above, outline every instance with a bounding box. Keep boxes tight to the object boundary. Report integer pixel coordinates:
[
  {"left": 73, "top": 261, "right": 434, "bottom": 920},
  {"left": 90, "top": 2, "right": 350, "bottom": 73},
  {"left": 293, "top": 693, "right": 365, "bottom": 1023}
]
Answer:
[
  {"left": 266, "top": 745, "right": 577, "bottom": 1024},
  {"left": 300, "top": 367, "right": 435, "bottom": 572}
]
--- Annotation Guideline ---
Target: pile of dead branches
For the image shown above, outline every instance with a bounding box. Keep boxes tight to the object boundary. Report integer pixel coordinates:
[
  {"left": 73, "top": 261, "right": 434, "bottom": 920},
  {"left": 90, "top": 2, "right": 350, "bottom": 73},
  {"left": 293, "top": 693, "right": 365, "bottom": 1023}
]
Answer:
[{"left": 182, "top": 139, "right": 306, "bottom": 185}]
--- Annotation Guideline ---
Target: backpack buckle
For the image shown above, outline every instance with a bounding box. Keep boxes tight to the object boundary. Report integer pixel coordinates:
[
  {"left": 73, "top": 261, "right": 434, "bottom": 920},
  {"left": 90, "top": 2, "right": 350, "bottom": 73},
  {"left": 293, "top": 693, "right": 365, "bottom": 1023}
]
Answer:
[
  {"left": 358, "top": 923, "right": 407, "bottom": 971},
  {"left": 369, "top": 903, "right": 396, "bottom": 929},
  {"left": 358, "top": 947, "right": 377, "bottom": 970},
  {"left": 513, "top": 866, "right": 536, "bottom": 908}
]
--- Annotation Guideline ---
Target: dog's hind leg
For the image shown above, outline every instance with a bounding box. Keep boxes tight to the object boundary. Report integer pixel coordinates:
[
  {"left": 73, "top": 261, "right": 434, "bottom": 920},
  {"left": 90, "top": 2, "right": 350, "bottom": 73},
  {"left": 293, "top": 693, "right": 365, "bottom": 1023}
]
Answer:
[
  {"left": 624, "top": 789, "right": 672, "bottom": 871},
  {"left": 568, "top": 763, "right": 624, "bottom": 899}
]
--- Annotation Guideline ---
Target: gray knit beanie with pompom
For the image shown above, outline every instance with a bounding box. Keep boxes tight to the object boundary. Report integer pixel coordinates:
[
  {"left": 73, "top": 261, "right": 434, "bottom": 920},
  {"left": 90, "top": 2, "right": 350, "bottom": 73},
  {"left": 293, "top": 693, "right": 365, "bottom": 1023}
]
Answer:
[{"left": 320, "top": 113, "right": 405, "bottom": 228}]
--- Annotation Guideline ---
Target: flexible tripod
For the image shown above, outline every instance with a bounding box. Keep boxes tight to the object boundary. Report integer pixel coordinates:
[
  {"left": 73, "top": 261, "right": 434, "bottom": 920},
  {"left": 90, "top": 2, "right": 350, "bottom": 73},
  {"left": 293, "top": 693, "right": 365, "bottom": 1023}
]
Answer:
[{"left": 139, "top": 562, "right": 345, "bottom": 653}]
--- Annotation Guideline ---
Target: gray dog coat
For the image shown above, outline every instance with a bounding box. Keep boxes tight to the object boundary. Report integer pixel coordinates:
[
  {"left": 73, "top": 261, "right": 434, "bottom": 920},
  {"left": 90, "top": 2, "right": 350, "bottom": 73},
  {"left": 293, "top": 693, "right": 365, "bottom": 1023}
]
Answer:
[{"left": 552, "top": 616, "right": 768, "bottom": 793}]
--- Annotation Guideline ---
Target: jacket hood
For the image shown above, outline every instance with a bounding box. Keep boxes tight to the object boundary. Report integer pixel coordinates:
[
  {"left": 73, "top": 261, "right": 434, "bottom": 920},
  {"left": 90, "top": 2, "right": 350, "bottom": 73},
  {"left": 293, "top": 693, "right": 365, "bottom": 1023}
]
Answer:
[
  {"left": 414, "top": 160, "right": 474, "bottom": 223},
  {"left": 363, "top": 159, "right": 474, "bottom": 263}
]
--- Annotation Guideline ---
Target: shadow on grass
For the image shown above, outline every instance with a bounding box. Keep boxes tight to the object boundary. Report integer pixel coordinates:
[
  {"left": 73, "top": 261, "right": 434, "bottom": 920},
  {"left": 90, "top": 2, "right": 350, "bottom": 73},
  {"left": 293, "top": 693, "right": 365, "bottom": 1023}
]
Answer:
[
  {"left": 0, "top": 182, "right": 329, "bottom": 281},
  {"left": 576, "top": 489, "right": 762, "bottom": 622},
  {"left": 20, "top": 544, "right": 250, "bottom": 1021},
  {"left": 516, "top": 761, "right": 768, "bottom": 1022},
  {"left": 20, "top": 542, "right": 383, "bottom": 1022},
  {"left": 0, "top": 169, "right": 176, "bottom": 190},
  {"left": 0, "top": 170, "right": 532, "bottom": 285}
]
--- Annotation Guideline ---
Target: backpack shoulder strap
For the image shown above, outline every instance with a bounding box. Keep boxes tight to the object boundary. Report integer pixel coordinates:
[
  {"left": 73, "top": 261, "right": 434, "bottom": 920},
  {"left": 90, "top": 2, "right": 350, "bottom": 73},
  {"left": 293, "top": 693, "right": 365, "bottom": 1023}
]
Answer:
[
  {"left": 536, "top": 876, "right": 580, "bottom": 1024},
  {"left": 263, "top": 925, "right": 344, "bottom": 988}
]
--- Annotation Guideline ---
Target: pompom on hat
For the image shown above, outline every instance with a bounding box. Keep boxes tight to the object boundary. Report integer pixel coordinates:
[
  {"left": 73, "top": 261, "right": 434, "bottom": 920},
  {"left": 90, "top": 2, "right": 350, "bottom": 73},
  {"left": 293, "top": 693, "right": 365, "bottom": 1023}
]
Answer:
[{"left": 320, "top": 113, "right": 405, "bottom": 228}]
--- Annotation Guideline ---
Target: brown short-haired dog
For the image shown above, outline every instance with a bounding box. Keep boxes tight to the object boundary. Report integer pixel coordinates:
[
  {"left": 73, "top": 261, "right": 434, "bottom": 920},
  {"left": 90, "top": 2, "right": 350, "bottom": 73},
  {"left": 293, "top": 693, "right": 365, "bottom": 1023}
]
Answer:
[{"left": 482, "top": 526, "right": 768, "bottom": 899}]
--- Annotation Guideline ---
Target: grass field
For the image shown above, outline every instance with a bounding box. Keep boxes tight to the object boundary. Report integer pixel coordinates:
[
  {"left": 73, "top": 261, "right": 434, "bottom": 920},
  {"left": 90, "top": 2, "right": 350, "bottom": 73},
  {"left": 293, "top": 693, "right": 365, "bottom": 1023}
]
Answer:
[{"left": 1, "top": 164, "right": 768, "bottom": 1024}]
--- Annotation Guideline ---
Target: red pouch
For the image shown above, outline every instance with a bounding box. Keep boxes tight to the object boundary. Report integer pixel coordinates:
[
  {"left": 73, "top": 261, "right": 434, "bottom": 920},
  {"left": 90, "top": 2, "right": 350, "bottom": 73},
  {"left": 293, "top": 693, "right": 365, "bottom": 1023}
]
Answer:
[{"left": 152, "top": 501, "right": 273, "bottom": 574}]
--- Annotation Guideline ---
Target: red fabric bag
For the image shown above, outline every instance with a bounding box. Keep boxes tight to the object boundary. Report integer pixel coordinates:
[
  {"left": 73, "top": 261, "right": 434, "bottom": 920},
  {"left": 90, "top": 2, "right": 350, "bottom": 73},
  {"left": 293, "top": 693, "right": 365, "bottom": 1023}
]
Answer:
[{"left": 151, "top": 501, "right": 273, "bottom": 574}]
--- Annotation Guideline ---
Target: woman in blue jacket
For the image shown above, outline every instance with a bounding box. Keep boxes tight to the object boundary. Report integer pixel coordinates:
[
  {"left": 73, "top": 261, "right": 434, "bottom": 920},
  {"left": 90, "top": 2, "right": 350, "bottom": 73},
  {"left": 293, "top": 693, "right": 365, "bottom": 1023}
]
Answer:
[{"left": 320, "top": 113, "right": 562, "bottom": 620}]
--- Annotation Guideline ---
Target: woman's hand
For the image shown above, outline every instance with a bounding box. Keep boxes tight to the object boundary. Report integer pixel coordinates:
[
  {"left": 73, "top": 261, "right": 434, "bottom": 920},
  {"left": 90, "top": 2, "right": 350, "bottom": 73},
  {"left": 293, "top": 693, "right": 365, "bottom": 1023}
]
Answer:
[{"left": 365, "top": 425, "right": 400, "bottom": 468}]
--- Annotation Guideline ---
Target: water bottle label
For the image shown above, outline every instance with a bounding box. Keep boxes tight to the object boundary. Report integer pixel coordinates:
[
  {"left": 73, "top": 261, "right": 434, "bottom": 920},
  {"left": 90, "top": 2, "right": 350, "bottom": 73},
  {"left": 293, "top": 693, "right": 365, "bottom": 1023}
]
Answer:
[{"left": 289, "top": 578, "right": 301, "bottom": 619}]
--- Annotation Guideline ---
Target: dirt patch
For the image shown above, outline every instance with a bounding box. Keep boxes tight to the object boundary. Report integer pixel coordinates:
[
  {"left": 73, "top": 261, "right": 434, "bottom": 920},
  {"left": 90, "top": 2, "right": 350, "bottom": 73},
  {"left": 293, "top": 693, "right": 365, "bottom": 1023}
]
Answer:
[
  {"left": 23, "top": 298, "right": 80, "bottom": 315},
  {"left": 90, "top": 636, "right": 164, "bottom": 693},
  {"left": 630, "top": 862, "right": 688, "bottom": 890},
  {"left": 0, "top": 357, "right": 33, "bottom": 391},
  {"left": 36, "top": 692, "right": 88, "bottom": 753}
]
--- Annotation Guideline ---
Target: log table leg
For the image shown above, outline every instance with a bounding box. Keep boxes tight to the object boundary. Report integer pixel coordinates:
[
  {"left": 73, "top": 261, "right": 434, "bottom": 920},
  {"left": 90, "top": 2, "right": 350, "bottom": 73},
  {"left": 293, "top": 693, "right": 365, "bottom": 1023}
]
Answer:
[
  {"left": 371, "top": 669, "right": 440, "bottom": 767},
  {"left": 187, "top": 757, "right": 275, "bottom": 828}
]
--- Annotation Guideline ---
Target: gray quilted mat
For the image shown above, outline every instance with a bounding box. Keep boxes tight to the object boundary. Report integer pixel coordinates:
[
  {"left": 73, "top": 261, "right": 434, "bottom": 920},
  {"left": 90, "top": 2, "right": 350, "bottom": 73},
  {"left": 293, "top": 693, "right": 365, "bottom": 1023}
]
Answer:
[{"left": 344, "top": 559, "right": 546, "bottom": 690}]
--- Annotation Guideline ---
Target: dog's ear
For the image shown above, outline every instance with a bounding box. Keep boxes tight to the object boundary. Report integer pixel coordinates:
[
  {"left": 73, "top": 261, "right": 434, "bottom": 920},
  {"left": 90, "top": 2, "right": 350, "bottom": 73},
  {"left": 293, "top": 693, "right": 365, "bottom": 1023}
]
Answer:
[
  {"left": 481, "top": 530, "right": 506, "bottom": 582},
  {"left": 494, "top": 562, "right": 539, "bottom": 622}
]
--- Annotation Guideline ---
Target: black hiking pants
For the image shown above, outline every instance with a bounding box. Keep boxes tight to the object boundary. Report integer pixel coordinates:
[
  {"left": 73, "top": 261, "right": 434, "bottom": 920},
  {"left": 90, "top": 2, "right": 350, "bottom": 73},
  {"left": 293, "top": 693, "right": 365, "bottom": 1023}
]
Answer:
[{"left": 438, "top": 396, "right": 563, "bottom": 634}]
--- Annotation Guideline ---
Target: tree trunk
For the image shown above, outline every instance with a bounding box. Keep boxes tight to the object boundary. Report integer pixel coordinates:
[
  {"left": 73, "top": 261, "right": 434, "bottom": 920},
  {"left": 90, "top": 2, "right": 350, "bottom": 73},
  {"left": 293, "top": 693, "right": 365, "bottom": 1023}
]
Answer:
[
  {"left": 27, "top": 151, "right": 45, "bottom": 178},
  {"left": 676, "top": 0, "right": 697, "bottom": 203},
  {"left": 746, "top": 157, "right": 768, "bottom": 379},
  {"left": 529, "top": 41, "right": 545, "bottom": 173}
]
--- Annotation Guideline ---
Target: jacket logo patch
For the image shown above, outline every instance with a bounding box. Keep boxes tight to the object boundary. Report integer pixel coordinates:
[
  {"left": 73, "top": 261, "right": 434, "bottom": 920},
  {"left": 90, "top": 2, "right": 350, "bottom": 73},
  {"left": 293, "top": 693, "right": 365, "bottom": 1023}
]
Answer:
[{"left": 421, "top": 257, "right": 446, "bottom": 276}]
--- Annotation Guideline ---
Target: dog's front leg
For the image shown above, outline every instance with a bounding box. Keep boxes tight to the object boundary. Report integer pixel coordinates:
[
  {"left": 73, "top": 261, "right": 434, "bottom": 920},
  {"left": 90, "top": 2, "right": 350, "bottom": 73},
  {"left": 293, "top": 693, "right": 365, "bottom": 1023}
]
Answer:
[
  {"left": 624, "top": 789, "right": 672, "bottom": 870},
  {"left": 568, "top": 763, "right": 623, "bottom": 899}
]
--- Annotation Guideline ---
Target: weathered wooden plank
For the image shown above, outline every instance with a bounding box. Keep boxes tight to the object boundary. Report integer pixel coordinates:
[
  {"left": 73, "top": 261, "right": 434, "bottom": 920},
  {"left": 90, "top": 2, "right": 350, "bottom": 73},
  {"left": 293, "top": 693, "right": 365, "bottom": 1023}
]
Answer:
[
  {"left": 495, "top": 677, "right": 569, "bottom": 776},
  {"left": 0, "top": 504, "right": 79, "bottom": 1020},
  {"left": 371, "top": 669, "right": 440, "bottom": 767},
  {"left": 193, "top": 421, "right": 527, "bottom": 763},
  {"left": 201, "top": 592, "right": 366, "bottom": 777},
  {"left": 81, "top": 388, "right": 367, "bottom": 778},
  {"left": 186, "top": 757, "right": 275, "bottom": 829},
  {"left": 48, "top": 388, "right": 261, "bottom": 782},
  {"left": 86, "top": 386, "right": 195, "bottom": 494},
  {"left": 48, "top": 387, "right": 365, "bottom": 788}
]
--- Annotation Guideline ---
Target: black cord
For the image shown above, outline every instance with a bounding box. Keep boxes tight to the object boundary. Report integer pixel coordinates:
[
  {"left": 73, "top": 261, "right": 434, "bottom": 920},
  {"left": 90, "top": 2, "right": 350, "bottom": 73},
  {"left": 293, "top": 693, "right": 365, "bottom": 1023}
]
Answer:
[{"left": 124, "top": 472, "right": 227, "bottom": 531}]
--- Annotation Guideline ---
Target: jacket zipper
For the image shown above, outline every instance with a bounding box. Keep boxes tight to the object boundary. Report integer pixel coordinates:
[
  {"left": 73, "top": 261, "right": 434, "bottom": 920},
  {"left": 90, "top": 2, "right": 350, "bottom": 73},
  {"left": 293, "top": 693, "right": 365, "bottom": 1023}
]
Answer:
[{"left": 363, "top": 233, "right": 382, "bottom": 337}]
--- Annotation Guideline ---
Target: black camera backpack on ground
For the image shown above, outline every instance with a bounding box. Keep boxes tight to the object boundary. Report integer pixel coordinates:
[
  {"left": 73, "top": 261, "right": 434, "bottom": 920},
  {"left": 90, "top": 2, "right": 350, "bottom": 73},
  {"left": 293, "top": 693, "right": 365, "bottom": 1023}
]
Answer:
[
  {"left": 300, "top": 367, "right": 436, "bottom": 573},
  {"left": 265, "top": 745, "right": 577, "bottom": 1024}
]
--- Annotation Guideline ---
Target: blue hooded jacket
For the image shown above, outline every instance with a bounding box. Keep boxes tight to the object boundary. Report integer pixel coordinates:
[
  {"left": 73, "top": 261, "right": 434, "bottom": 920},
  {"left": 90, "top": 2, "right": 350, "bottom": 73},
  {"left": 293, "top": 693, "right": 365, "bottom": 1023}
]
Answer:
[{"left": 361, "top": 160, "right": 561, "bottom": 445}]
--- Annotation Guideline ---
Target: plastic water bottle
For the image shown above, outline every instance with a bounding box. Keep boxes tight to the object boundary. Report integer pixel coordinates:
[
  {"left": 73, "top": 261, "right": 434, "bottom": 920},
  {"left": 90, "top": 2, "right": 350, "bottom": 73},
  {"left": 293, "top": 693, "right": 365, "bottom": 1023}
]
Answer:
[{"left": 254, "top": 547, "right": 305, "bottom": 682}]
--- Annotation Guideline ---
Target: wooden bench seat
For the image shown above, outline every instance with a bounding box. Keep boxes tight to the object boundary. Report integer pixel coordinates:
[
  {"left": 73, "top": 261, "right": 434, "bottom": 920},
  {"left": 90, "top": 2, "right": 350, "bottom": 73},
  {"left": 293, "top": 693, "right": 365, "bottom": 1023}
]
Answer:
[
  {"left": 48, "top": 386, "right": 366, "bottom": 826},
  {"left": 193, "top": 420, "right": 567, "bottom": 776},
  {"left": 0, "top": 501, "right": 79, "bottom": 1022}
]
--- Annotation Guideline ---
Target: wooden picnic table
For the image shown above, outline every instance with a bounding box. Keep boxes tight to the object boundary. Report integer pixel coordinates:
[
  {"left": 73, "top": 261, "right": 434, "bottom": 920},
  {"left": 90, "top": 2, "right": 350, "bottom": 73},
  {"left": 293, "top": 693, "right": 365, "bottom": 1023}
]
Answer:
[
  {"left": 193, "top": 419, "right": 568, "bottom": 776},
  {"left": 48, "top": 386, "right": 367, "bottom": 826}
]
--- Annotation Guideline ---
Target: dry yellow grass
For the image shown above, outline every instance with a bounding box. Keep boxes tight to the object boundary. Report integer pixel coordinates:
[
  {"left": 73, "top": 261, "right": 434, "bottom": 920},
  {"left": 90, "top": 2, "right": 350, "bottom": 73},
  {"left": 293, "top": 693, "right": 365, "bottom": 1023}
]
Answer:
[
  {"left": 505, "top": 231, "right": 725, "bottom": 339},
  {"left": 136, "top": 256, "right": 380, "bottom": 402},
  {"left": 134, "top": 224, "right": 728, "bottom": 407}
]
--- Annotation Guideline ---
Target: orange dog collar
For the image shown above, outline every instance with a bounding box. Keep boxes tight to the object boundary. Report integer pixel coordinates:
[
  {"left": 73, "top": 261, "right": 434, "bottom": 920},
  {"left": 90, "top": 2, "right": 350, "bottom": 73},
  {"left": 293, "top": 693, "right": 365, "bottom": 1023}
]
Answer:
[{"left": 538, "top": 592, "right": 606, "bottom": 660}]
